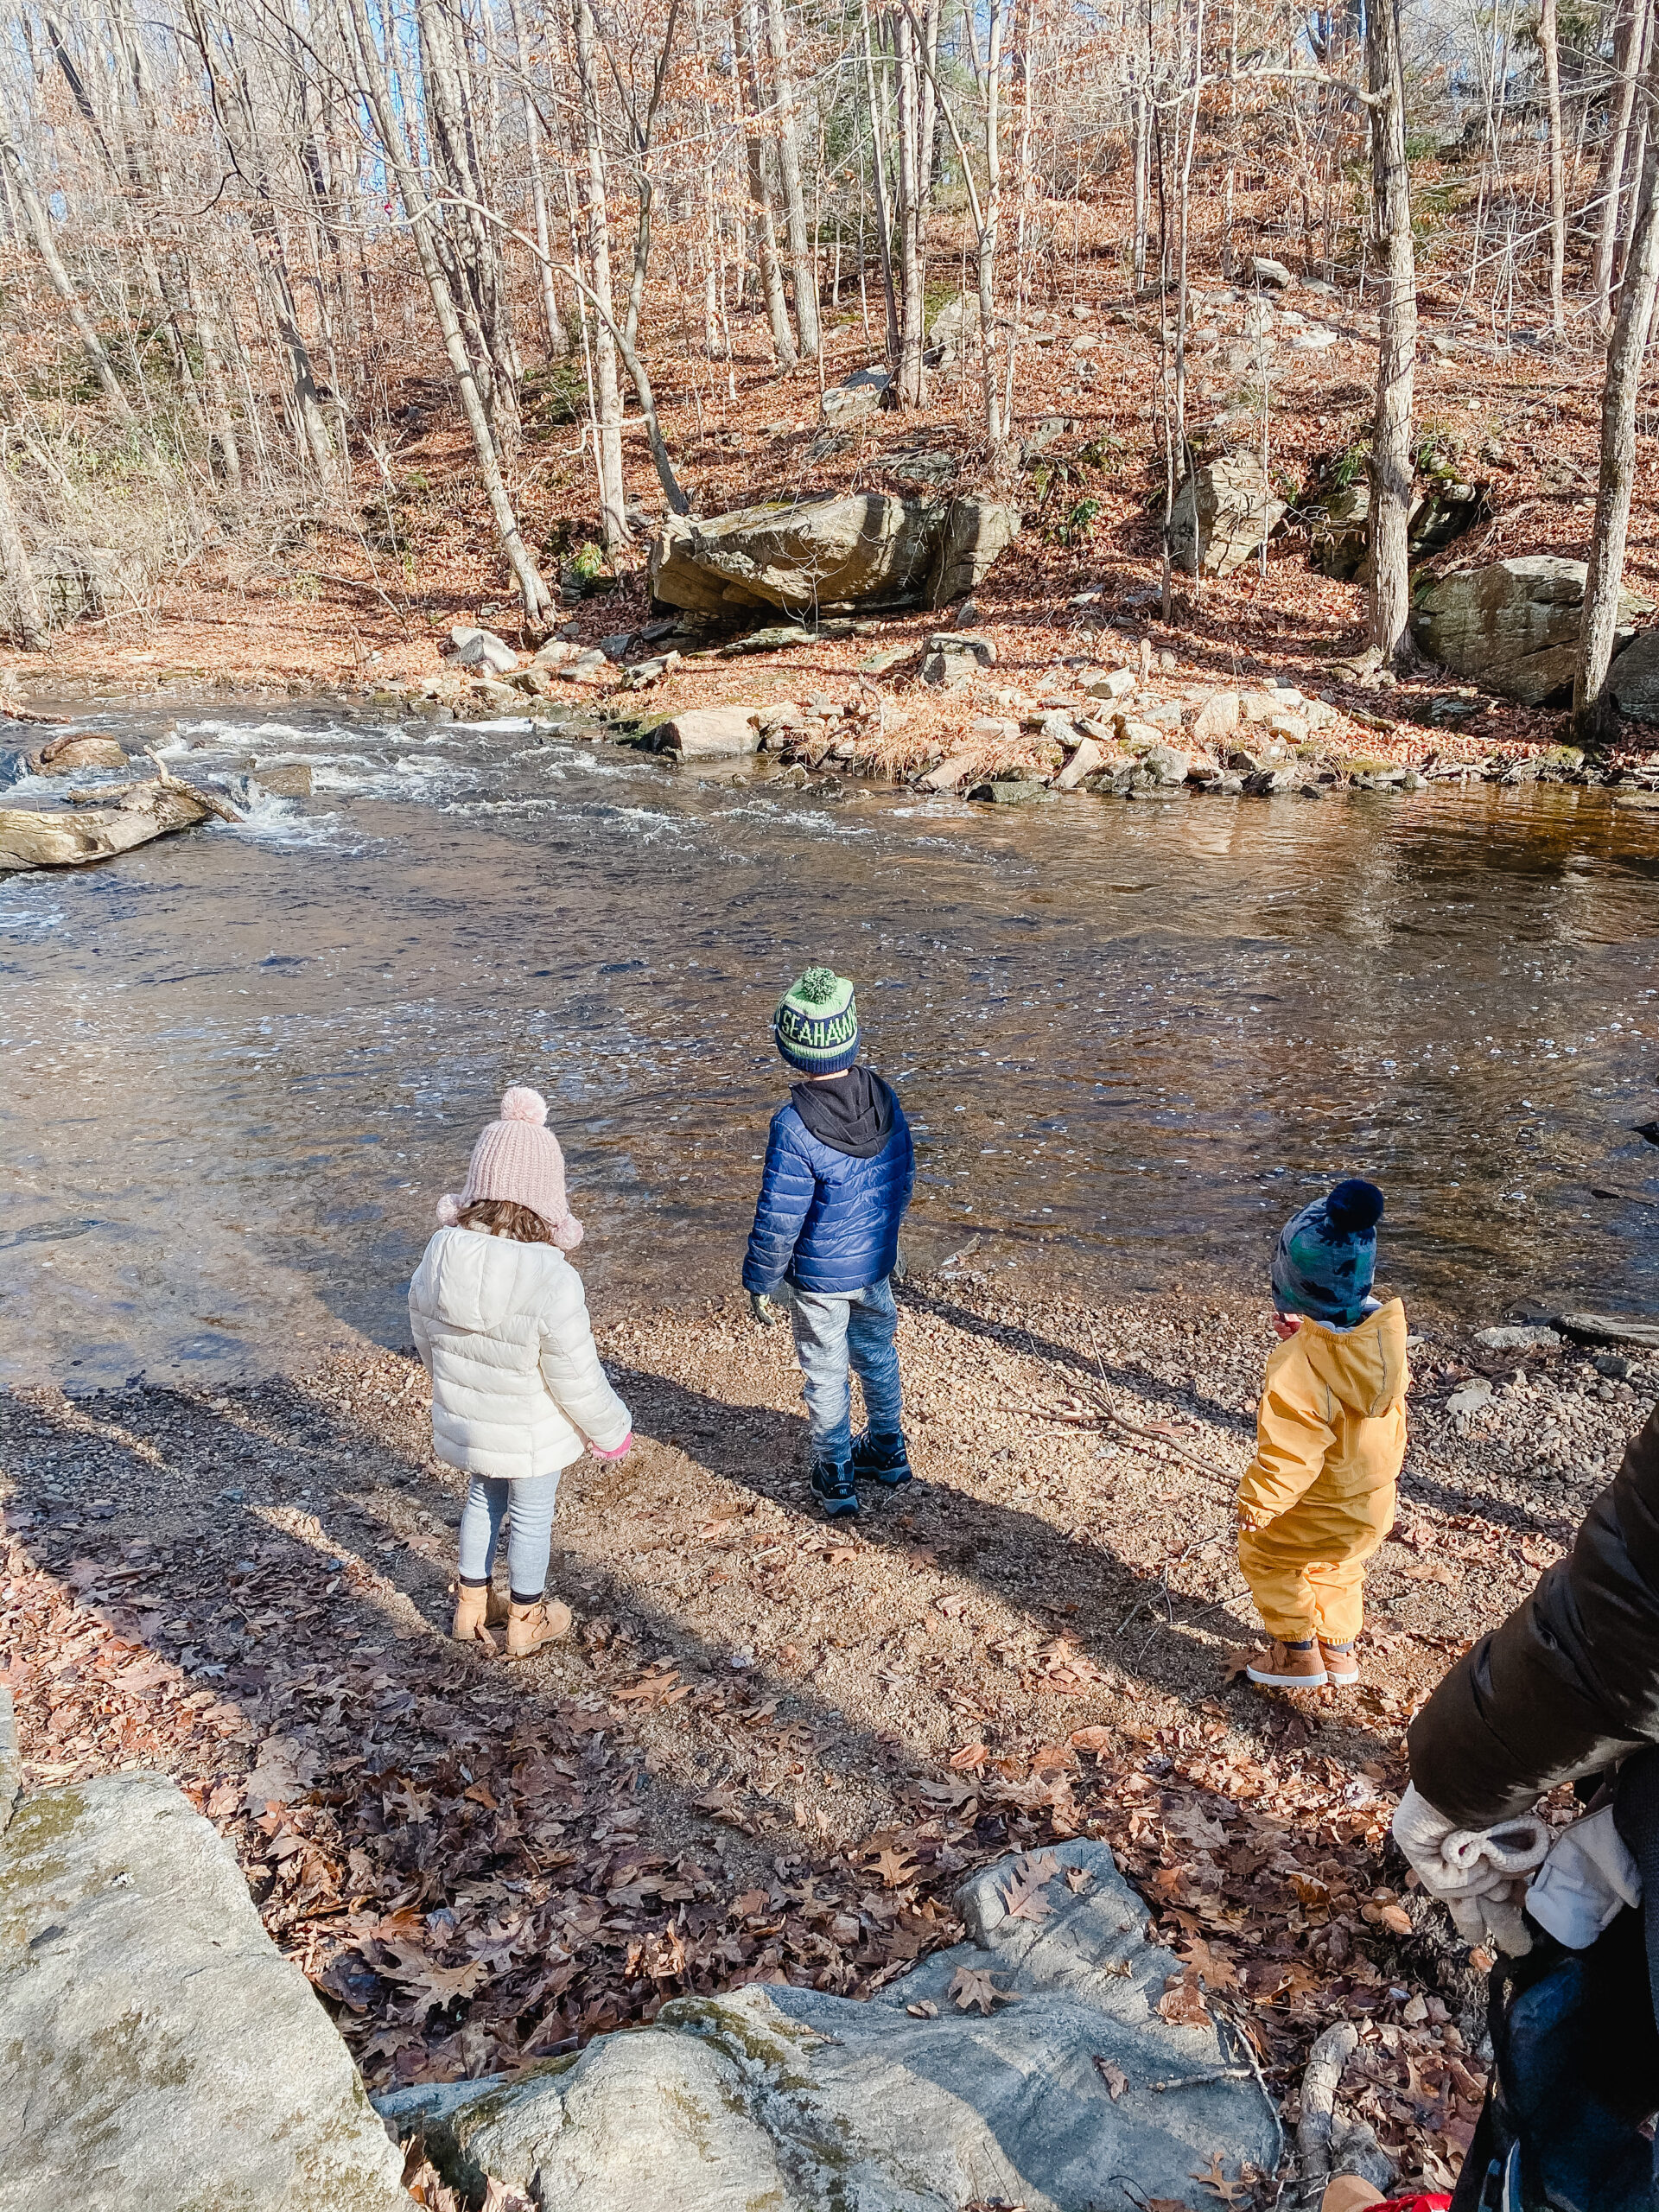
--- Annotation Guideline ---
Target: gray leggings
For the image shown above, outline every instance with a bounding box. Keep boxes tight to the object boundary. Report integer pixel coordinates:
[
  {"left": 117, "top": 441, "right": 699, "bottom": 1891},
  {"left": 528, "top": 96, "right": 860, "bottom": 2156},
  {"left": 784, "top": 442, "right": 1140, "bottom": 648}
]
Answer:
[{"left": 456, "top": 1471, "right": 561, "bottom": 1604}]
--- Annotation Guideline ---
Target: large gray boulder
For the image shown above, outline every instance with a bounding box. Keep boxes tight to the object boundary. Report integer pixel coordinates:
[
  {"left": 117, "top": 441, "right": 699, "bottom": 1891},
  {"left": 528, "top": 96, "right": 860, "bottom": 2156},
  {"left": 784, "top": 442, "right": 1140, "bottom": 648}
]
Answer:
[
  {"left": 1168, "top": 454, "right": 1287, "bottom": 575},
  {"left": 378, "top": 1838, "right": 1278, "bottom": 2212},
  {"left": 650, "top": 495, "right": 1021, "bottom": 618},
  {"left": 682, "top": 494, "right": 943, "bottom": 613},
  {"left": 1410, "top": 554, "right": 1653, "bottom": 705},
  {"left": 1, "top": 1769, "right": 409, "bottom": 2212}
]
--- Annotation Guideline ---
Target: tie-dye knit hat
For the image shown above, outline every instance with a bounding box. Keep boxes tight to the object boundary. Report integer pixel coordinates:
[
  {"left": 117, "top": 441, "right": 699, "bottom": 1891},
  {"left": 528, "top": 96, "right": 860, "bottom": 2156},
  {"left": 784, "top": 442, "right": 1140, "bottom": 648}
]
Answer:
[
  {"left": 773, "top": 966, "right": 860, "bottom": 1075},
  {"left": 1271, "top": 1178, "right": 1384, "bottom": 1329},
  {"left": 435, "top": 1086, "right": 583, "bottom": 1250}
]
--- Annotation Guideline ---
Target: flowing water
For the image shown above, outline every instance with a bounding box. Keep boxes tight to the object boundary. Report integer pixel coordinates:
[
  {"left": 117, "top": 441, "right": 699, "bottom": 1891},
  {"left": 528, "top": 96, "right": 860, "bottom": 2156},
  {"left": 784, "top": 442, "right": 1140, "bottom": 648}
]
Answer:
[{"left": 3, "top": 700, "right": 1657, "bottom": 1389}]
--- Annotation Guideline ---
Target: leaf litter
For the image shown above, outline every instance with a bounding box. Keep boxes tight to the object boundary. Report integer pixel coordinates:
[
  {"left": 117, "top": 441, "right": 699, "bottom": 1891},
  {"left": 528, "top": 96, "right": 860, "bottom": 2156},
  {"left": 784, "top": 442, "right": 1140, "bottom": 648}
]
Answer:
[{"left": 3, "top": 1276, "right": 1634, "bottom": 2196}]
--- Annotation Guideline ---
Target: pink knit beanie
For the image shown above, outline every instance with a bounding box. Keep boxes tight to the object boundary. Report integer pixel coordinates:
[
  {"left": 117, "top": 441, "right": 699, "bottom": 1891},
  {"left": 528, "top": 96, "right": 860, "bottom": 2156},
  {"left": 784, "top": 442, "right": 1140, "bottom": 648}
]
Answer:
[{"left": 435, "top": 1086, "right": 583, "bottom": 1250}]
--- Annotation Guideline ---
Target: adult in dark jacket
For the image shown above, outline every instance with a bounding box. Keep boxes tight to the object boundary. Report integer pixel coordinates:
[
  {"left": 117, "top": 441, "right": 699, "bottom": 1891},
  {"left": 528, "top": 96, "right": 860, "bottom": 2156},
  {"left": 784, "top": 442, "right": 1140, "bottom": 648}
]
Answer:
[
  {"left": 1395, "top": 1404, "right": 1659, "bottom": 2210},
  {"left": 742, "top": 965, "right": 915, "bottom": 1517}
]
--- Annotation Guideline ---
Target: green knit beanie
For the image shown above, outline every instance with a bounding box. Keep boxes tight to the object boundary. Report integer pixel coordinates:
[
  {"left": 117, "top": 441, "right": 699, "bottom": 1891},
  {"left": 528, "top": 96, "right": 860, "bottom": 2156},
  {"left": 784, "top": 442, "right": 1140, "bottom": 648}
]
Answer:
[{"left": 774, "top": 965, "right": 860, "bottom": 1074}]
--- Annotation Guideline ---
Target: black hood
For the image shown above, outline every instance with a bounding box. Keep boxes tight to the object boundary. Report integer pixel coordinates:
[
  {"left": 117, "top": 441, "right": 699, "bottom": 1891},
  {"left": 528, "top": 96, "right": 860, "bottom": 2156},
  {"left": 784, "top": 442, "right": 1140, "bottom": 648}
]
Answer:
[{"left": 791, "top": 1066, "right": 898, "bottom": 1159}]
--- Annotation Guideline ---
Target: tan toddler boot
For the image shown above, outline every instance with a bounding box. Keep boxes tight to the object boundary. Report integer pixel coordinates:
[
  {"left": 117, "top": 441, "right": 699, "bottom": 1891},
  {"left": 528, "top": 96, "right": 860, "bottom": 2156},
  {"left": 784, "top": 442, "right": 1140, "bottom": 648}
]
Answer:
[
  {"left": 505, "top": 1597, "right": 573, "bottom": 1661},
  {"left": 1245, "top": 1637, "right": 1328, "bottom": 1688},
  {"left": 1320, "top": 2182, "right": 1387, "bottom": 2212},
  {"left": 451, "top": 1581, "right": 510, "bottom": 1643},
  {"left": 1319, "top": 1637, "right": 1361, "bottom": 1686}
]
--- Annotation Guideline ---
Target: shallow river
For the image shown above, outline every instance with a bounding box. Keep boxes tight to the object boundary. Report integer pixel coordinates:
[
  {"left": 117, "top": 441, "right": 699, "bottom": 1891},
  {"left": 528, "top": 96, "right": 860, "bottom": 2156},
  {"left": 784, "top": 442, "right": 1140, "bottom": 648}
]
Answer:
[{"left": 3, "top": 702, "right": 1657, "bottom": 1388}]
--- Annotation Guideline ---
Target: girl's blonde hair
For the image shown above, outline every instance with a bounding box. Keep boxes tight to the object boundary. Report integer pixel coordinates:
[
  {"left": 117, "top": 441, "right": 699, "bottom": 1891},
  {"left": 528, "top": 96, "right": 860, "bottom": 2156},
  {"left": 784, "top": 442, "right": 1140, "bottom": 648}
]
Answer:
[{"left": 457, "top": 1198, "right": 556, "bottom": 1246}]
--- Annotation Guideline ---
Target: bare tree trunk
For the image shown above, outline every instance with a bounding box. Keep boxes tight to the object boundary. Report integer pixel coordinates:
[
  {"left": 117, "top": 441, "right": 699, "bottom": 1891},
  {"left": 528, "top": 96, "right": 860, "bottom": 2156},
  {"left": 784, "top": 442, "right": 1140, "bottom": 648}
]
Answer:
[
  {"left": 1365, "top": 0, "right": 1417, "bottom": 664},
  {"left": 893, "top": 3, "right": 927, "bottom": 404},
  {"left": 0, "top": 460, "right": 47, "bottom": 651},
  {"left": 1, "top": 138, "right": 139, "bottom": 429},
  {"left": 1131, "top": 69, "right": 1149, "bottom": 289},
  {"left": 572, "top": 0, "right": 629, "bottom": 543},
  {"left": 506, "top": 0, "right": 569, "bottom": 358},
  {"left": 1574, "top": 62, "right": 1659, "bottom": 740},
  {"left": 1541, "top": 0, "right": 1567, "bottom": 338},
  {"left": 978, "top": 0, "right": 1005, "bottom": 452},
  {"left": 343, "top": 0, "right": 553, "bottom": 621},
  {"left": 861, "top": 0, "right": 899, "bottom": 363},
  {"left": 763, "top": 0, "right": 821, "bottom": 356},
  {"left": 1594, "top": 0, "right": 1652, "bottom": 327},
  {"left": 738, "top": 0, "right": 799, "bottom": 367},
  {"left": 184, "top": 262, "right": 245, "bottom": 491}
]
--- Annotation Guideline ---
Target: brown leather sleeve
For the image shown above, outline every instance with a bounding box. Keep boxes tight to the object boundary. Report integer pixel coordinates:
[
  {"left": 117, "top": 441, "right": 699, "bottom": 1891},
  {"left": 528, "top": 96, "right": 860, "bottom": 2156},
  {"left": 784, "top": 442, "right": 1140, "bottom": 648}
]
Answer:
[{"left": 1407, "top": 1405, "right": 1659, "bottom": 1829}]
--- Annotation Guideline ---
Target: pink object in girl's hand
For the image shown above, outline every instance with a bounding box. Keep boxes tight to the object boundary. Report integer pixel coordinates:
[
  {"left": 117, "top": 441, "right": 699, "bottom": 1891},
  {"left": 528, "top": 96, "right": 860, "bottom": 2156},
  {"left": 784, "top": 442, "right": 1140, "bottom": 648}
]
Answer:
[{"left": 590, "top": 1433, "right": 632, "bottom": 1460}]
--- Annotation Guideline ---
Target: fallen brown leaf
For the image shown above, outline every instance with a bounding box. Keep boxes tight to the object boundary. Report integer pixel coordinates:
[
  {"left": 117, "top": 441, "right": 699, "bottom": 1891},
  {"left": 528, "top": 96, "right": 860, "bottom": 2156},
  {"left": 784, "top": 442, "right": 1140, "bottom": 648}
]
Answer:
[
  {"left": 1094, "top": 2055, "right": 1129, "bottom": 2100},
  {"left": 949, "top": 1964, "right": 1018, "bottom": 2014}
]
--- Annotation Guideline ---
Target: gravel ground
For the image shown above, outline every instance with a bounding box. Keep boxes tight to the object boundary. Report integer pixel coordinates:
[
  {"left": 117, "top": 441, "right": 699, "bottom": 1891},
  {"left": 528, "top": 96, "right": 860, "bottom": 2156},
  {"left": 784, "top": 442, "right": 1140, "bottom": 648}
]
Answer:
[{"left": 3, "top": 1268, "right": 1649, "bottom": 2191}]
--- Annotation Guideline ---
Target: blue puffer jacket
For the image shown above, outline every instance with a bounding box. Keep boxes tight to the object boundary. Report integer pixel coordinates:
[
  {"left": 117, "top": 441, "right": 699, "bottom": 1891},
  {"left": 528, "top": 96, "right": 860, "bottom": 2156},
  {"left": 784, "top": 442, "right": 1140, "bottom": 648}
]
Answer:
[{"left": 742, "top": 1095, "right": 915, "bottom": 1296}]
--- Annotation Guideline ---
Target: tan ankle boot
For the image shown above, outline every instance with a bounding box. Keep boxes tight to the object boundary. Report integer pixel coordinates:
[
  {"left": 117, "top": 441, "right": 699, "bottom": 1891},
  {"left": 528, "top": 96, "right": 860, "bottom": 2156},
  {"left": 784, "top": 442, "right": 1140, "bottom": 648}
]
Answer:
[
  {"left": 505, "top": 1597, "right": 573, "bottom": 1661},
  {"left": 451, "top": 1582, "right": 510, "bottom": 1642}
]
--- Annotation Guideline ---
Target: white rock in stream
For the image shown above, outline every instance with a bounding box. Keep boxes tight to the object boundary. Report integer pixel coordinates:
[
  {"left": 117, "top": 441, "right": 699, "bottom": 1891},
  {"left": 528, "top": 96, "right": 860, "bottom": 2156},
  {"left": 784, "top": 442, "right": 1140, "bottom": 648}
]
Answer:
[{"left": 378, "top": 1839, "right": 1279, "bottom": 2212}]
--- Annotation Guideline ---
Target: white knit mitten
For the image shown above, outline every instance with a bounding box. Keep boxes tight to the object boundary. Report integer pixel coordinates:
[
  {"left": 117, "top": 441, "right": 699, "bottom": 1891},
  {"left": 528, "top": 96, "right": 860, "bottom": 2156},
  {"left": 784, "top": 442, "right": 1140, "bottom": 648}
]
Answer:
[{"left": 1392, "top": 1783, "right": 1550, "bottom": 1955}]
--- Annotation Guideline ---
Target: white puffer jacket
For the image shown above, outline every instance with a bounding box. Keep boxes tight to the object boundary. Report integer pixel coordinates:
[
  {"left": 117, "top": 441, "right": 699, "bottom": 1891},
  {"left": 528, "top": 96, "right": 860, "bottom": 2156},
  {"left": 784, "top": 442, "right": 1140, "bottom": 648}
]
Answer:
[{"left": 408, "top": 1226, "right": 631, "bottom": 1482}]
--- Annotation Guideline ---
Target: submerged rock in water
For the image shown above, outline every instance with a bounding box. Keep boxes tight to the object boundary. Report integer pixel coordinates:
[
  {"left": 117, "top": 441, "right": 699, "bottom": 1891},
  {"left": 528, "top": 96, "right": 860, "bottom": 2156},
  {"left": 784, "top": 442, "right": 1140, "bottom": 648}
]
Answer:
[
  {"left": 25, "top": 733, "right": 127, "bottom": 774},
  {"left": 377, "top": 1839, "right": 1279, "bottom": 2212},
  {"left": 1, "top": 1762, "right": 408, "bottom": 2211}
]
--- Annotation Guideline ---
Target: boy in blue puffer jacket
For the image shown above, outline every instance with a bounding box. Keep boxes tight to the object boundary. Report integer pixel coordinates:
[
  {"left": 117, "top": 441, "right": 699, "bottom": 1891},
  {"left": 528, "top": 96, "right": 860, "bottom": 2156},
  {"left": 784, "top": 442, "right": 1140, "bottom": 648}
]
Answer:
[{"left": 743, "top": 966, "right": 915, "bottom": 1517}]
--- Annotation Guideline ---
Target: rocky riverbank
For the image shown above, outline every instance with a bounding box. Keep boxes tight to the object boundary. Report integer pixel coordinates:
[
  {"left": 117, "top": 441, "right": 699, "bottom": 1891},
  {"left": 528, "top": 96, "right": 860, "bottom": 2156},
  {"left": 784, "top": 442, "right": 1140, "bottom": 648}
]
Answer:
[{"left": 3, "top": 1272, "right": 1653, "bottom": 2193}]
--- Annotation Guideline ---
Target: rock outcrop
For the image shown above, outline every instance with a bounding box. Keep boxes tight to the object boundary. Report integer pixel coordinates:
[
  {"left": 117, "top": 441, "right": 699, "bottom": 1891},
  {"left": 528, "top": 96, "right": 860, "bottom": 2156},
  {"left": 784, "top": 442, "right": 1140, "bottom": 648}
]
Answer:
[
  {"left": 926, "top": 494, "right": 1021, "bottom": 607},
  {"left": 377, "top": 1838, "right": 1279, "bottom": 2212},
  {"left": 1, "top": 1763, "right": 409, "bottom": 2212},
  {"left": 649, "top": 493, "right": 1020, "bottom": 619},
  {"left": 820, "top": 365, "right": 891, "bottom": 425},
  {"left": 656, "top": 706, "right": 760, "bottom": 758},
  {"left": 1306, "top": 476, "right": 1488, "bottom": 582},
  {"left": 1167, "top": 454, "right": 1287, "bottom": 575},
  {"left": 1410, "top": 555, "right": 1653, "bottom": 705},
  {"left": 1606, "top": 627, "right": 1659, "bottom": 722}
]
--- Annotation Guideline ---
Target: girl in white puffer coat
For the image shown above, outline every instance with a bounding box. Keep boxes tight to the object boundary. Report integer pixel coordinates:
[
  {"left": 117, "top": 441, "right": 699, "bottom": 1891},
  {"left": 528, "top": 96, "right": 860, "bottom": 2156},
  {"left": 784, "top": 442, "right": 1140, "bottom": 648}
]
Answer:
[{"left": 409, "top": 1087, "right": 632, "bottom": 1660}]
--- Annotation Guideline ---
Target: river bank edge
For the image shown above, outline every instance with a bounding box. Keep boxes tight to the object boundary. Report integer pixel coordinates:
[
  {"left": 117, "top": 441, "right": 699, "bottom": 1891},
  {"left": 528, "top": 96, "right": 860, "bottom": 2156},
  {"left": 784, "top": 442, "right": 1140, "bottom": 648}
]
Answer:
[{"left": 13, "top": 594, "right": 1659, "bottom": 816}]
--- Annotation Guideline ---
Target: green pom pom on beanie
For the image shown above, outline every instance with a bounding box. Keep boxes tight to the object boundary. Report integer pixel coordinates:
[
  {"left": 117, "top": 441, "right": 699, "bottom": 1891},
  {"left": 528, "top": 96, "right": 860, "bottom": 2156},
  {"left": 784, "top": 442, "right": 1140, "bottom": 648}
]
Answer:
[{"left": 774, "top": 966, "right": 859, "bottom": 1073}]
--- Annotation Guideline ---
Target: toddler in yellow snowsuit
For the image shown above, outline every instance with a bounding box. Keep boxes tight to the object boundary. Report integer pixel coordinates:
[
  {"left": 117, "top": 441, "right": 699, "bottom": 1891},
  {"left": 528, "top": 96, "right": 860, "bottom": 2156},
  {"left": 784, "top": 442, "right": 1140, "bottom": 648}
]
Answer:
[{"left": 1237, "top": 1178, "right": 1408, "bottom": 1691}]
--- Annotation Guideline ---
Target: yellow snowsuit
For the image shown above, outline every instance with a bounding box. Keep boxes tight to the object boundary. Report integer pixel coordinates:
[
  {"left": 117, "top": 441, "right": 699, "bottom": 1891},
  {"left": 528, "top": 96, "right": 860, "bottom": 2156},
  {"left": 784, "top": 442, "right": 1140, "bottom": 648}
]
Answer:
[{"left": 1236, "top": 1295, "right": 1408, "bottom": 1646}]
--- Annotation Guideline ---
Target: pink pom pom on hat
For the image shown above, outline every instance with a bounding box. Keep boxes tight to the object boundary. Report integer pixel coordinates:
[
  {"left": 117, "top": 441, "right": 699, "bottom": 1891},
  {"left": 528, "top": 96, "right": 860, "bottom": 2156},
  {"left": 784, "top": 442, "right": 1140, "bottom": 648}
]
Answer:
[{"left": 435, "top": 1084, "right": 583, "bottom": 1249}]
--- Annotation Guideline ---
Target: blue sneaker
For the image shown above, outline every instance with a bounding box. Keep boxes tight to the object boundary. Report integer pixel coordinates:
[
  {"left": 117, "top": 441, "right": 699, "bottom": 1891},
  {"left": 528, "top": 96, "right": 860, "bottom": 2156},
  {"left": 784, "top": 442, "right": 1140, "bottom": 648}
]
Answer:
[
  {"left": 810, "top": 1457, "right": 859, "bottom": 1517},
  {"left": 852, "top": 1428, "right": 912, "bottom": 1487}
]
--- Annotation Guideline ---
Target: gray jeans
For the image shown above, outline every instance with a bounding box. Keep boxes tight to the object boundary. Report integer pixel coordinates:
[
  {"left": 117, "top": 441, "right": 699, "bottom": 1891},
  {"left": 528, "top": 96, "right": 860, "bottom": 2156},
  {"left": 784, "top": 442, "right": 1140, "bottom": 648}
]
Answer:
[
  {"left": 456, "top": 1470, "right": 561, "bottom": 1602},
  {"left": 790, "top": 1276, "right": 902, "bottom": 1462}
]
